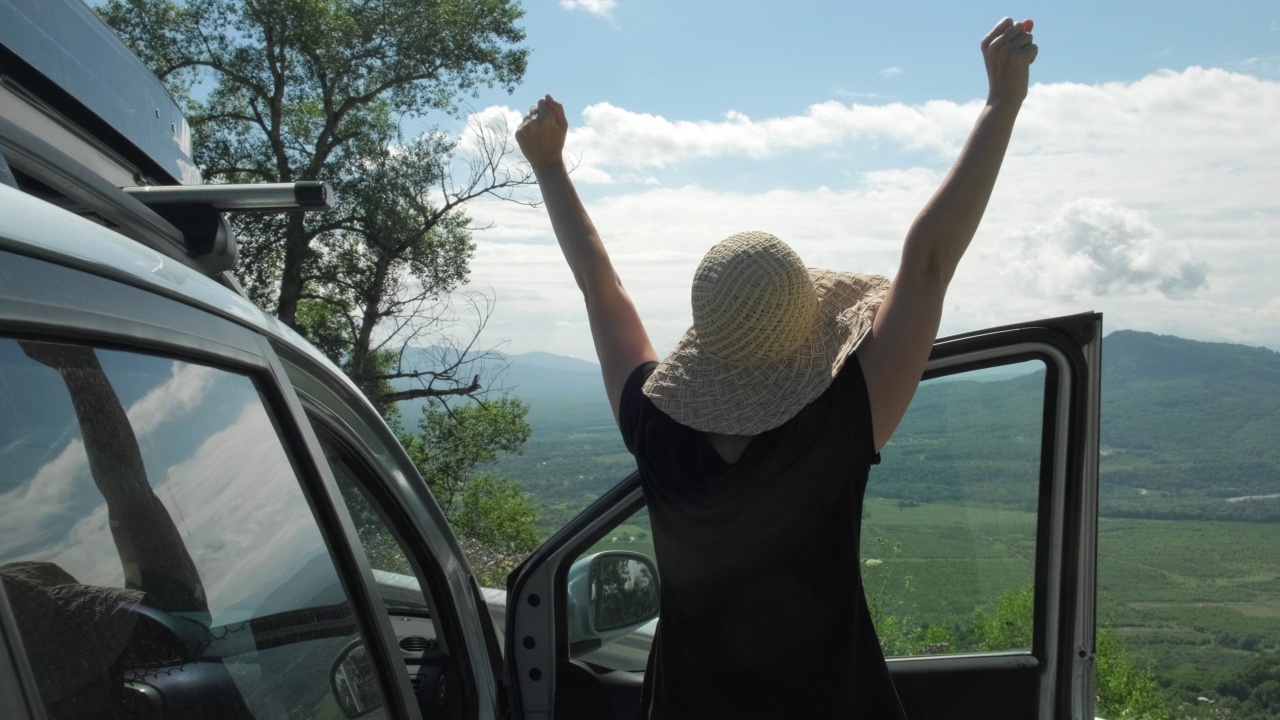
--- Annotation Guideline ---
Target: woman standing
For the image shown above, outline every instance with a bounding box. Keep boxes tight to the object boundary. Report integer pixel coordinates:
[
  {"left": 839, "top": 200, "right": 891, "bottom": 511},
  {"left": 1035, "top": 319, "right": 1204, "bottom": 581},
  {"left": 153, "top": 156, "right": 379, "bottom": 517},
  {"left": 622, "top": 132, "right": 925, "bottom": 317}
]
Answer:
[{"left": 516, "top": 17, "right": 1037, "bottom": 718}]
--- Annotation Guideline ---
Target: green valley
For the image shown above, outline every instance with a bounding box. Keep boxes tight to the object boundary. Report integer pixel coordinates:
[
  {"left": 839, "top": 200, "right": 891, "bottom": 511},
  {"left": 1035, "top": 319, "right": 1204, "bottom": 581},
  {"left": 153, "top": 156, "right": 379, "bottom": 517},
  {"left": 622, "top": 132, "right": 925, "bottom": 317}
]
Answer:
[{"left": 403, "top": 328, "right": 1280, "bottom": 716}]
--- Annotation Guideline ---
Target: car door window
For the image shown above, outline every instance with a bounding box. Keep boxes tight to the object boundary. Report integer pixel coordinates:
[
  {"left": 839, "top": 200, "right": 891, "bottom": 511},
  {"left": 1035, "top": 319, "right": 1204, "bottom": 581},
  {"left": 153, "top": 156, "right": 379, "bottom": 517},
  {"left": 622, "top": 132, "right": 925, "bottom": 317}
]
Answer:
[
  {"left": 314, "top": 422, "right": 470, "bottom": 718},
  {"left": 508, "top": 319, "right": 1100, "bottom": 720},
  {"left": 863, "top": 358, "right": 1046, "bottom": 657},
  {"left": 553, "top": 360, "right": 1050, "bottom": 669},
  {"left": 318, "top": 429, "right": 431, "bottom": 603},
  {"left": 564, "top": 361, "right": 1049, "bottom": 669},
  {"left": 0, "top": 337, "right": 389, "bottom": 720}
]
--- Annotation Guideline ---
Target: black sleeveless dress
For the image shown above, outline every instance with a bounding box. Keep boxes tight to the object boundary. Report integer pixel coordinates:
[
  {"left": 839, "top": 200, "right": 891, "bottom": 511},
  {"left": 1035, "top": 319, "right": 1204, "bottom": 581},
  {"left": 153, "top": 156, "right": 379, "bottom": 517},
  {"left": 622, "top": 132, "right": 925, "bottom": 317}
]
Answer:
[{"left": 619, "top": 355, "right": 908, "bottom": 719}]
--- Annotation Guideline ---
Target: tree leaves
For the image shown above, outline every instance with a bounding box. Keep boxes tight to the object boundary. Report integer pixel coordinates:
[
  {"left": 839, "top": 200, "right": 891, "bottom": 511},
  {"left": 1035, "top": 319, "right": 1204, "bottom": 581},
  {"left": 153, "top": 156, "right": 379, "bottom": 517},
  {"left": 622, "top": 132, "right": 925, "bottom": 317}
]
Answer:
[
  {"left": 403, "top": 396, "right": 539, "bottom": 567},
  {"left": 98, "top": 0, "right": 529, "bottom": 323}
]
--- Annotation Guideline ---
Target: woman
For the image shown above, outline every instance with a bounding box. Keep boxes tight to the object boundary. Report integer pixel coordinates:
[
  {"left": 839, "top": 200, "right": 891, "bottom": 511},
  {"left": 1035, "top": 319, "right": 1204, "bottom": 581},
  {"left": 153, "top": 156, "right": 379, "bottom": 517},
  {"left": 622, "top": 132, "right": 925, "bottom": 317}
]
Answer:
[{"left": 515, "top": 17, "right": 1037, "bottom": 719}]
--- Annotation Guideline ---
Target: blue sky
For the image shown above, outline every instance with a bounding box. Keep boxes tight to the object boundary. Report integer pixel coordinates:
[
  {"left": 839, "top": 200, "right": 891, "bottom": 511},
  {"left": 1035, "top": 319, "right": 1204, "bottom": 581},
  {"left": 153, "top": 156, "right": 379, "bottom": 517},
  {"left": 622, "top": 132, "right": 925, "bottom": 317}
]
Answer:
[
  {"left": 489, "top": 1, "right": 1275, "bottom": 115},
  {"left": 443, "top": 1, "right": 1280, "bottom": 361}
]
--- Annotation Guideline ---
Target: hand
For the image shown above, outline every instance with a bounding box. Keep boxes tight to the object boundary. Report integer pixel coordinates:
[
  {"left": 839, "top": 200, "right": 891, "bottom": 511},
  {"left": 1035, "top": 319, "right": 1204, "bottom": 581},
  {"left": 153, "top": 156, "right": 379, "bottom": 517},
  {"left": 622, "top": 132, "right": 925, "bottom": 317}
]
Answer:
[
  {"left": 515, "top": 94, "right": 569, "bottom": 170},
  {"left": 982, "top": 18, "right": 1038, "bottom": 105}
]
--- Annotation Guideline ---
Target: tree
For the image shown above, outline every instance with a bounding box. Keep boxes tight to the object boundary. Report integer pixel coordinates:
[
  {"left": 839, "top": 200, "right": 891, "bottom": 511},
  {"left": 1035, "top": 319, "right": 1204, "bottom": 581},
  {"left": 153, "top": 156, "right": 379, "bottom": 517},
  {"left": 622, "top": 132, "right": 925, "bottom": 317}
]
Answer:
[
  {"left": 973, "top": 586, "right": 1172, "bottom": 719},
  {"left": 98, "top": 0, "right": 542, "bottom": 577},
  {"left": 1214, "top": 656, "right": 1280, "bottom": 719},
  {"left": 401, "top": 396, "right": 538, "bottom": 582},
  {"left": 98, "top": 0, "right": 528, "bottom": 324},
  {"left": 297, "top": 124, "right": 535, "bottom": 415},
  {"left": 973, "top": 585, "right": 1033, "bottom": 651},
  {"left": 1095, "top": 626, "right": 1169, "bottom": 720},
  {"left": 99, "top": 0, "right": 535, "bottom": 404}
]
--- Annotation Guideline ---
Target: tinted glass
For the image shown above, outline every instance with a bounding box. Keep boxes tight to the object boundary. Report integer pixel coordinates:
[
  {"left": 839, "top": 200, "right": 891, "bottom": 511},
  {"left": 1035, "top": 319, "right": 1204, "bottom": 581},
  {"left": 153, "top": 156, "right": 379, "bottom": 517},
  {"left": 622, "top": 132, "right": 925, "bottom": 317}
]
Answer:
[
  {"left": 319, "top": 429, "right": 465, "bottom": 716},
  {"left": 319, "top": 432, "right": 430, "bottom": 608},
  {"left": 0, "top": 338, "right": 388, "bottom": 719}
]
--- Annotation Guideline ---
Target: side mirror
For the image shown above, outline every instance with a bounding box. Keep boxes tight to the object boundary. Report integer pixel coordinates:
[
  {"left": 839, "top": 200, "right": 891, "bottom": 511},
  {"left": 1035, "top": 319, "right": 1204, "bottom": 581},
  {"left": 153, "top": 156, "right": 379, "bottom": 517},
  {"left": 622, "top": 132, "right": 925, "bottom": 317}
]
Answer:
[
  {"left": 566, "top": 551, "right": 659, "bottom": 657},
  {"left": 330, "top": 639, "right": 384, "bottom": 718}
]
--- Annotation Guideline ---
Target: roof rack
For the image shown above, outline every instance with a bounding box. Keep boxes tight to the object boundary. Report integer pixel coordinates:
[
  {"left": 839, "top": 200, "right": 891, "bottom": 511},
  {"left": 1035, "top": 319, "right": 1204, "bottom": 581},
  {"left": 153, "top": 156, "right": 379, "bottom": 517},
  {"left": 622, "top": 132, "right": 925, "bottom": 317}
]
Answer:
[{"left": 0, "top": 0, "right": 336, "bottom": 281}]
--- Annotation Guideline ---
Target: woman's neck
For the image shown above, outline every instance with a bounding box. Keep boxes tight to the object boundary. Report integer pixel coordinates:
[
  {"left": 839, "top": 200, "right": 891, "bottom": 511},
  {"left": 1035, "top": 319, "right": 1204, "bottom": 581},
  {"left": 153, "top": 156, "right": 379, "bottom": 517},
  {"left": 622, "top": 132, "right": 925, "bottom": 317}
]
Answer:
[{"left": 705, "top": 432, "right": 753, "bottom": 464}]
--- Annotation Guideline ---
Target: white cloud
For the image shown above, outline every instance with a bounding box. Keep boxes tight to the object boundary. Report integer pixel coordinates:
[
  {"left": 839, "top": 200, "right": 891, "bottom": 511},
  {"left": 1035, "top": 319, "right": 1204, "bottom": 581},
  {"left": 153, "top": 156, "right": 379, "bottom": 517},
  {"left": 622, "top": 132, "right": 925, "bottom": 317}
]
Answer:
[
  {"left": 1002, "top": 199, "right": 1208, "bottom": 300},
  {"left": 0, "top": 359, "right": 217, "bottom": 567},
  {"left": 535, "top": 66, "right": 1277, "bottom": 189},
  {"left": 7, "top": 373, "right": 336, "bottom": 624},
  {"left": 834, "top": 89, "right": 894, "bottom": 101},
  {"left": 1239, "top": 54, "right": 1280, "bottom": 77},
  {"left": 560, "top": 0, "right": 616, "bottom": 19},
  {"left": 565, "top": 99, "right": 974, "bottom": 173},
  {"left": 463, "top": 68, "right": 1280, "bottom": 358},
  {"left": 879, "top": 67, "right": 905, "bottom": 78},
  {"left": 123, "top": 362, "right": 219, "bottom": 437}
]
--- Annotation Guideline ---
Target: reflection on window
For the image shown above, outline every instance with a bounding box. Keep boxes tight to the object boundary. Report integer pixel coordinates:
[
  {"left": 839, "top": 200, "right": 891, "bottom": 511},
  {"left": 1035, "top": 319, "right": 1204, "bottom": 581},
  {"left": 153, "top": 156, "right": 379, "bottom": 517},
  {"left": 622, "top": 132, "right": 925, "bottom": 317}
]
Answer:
[
  {"left": 0, "top": 338, "right": 388, "bottom": 719},
  {"left": 572, "top": 506, "right": 656, "bottom": 672},
  {"left": 863, "top": 359, "right": 1046, "bottom": 657}
]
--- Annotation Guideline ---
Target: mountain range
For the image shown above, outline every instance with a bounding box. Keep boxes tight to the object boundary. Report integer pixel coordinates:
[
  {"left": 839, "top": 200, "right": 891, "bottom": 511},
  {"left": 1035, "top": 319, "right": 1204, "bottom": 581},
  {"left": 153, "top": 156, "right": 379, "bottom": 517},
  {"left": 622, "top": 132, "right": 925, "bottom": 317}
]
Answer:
[{"left": 398, "top": 330, "right": 1280, "bottom": 527}]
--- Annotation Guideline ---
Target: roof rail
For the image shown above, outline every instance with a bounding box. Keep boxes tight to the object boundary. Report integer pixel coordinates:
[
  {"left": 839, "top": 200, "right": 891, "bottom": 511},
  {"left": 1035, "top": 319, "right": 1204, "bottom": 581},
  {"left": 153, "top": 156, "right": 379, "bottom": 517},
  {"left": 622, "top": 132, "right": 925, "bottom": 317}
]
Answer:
[{"left": 124, "top": 182, "right": 334, "bottom": 212}]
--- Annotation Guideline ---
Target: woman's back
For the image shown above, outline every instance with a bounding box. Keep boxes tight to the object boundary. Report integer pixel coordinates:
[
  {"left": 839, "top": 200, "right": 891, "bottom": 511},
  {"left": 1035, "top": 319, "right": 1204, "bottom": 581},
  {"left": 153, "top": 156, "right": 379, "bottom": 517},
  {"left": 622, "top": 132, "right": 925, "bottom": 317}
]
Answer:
[{"left": 620, "top": 357, "right": 907, "bottom": 719}]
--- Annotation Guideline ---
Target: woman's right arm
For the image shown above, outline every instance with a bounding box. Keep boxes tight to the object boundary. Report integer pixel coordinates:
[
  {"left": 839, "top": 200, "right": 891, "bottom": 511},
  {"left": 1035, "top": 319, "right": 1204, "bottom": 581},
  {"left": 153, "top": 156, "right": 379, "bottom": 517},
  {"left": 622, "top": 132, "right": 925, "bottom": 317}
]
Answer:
[
  {"left": 516, "top": 95, "right": 658, "bottom": 422},
  {"left": 855, "top": 18, "right": 1037, "bottom": 451}
]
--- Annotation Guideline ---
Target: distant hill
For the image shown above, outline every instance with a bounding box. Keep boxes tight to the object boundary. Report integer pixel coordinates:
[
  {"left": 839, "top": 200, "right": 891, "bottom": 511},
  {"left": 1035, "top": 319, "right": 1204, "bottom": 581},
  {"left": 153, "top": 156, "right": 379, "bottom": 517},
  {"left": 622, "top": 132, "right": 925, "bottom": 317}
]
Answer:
[
  {"left": 873, "top": 330, "right": 1280, "bottom": 521},
  {"left": 1097, "top": 331, "right": 1280, "bottom": 521},
  {"left": 492, "top": 351, "right": 611, "bottom": 431},
  {"left": 398, "top": 331, "right": 1280, "bottom": 527},
  {"left": 1102, "top": 330, "right": 1280, "bottom": 458},
  {"left": 392, "top": 347, "right": 610, "bottom": 431}
]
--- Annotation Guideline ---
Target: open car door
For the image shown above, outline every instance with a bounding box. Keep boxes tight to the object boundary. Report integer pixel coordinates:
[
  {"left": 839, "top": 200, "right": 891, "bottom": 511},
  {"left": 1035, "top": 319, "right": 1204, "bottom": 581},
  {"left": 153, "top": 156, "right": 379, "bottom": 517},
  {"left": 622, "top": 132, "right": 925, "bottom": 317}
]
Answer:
[{"left": 506, "top": 312, "right": 1102, "bottom": 720}]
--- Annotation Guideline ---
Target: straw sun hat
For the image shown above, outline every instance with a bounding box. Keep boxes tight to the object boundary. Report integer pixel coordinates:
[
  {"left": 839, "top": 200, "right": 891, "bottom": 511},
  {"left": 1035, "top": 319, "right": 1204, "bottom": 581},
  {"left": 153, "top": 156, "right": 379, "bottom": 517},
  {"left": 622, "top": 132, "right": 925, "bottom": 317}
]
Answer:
[{"left": 642, "top": 231, "right": 889, "bottom": 436}]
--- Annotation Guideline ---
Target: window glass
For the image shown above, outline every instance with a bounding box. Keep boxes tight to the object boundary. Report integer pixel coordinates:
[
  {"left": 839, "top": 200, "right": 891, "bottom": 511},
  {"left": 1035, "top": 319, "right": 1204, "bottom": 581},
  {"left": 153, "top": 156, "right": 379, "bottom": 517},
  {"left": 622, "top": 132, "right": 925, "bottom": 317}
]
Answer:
[
  {"left": 316, "top": 425, "right": 468, "bottom": 718},
  {"left": 318, "top": 431, "right": 431, "bottom": 609},
  {"left": 0, "top": 338, "right": 388, "bottom": 719},
  {"left": 863, "top": 359, "right": 1046, "bottom": 657},
  {"left": 555, "top": 361, "right": 1047, "bottom": 669}
]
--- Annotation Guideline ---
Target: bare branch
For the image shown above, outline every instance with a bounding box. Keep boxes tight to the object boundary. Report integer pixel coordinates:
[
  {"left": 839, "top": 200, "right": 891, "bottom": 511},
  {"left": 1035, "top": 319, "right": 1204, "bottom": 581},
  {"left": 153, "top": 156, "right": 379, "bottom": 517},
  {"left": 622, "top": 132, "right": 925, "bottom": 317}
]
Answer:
[{"left": 378, "top": 375, "right": 481, "bottom": 404}]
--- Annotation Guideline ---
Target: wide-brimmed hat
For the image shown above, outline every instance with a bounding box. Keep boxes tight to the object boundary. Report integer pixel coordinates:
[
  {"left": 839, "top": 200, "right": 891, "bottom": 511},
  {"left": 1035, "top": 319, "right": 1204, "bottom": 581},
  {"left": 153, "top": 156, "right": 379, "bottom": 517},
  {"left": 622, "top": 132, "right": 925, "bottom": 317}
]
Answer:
[
  {"left": 642, "top": 231, "right": 889, "bottom": 436},
  {"left": 0, "top": 561, "right": 144, "bottom": 705}
]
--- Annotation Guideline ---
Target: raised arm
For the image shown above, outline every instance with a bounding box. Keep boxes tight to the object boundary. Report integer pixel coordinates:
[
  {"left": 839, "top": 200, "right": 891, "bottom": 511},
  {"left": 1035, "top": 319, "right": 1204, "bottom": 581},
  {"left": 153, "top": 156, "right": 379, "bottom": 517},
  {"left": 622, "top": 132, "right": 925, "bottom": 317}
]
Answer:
[
  {"left": 856, "top": 17, "right": 1038, "bottom": 451},
  {"left": 515, "top": 95, "right": 658, "bottom": 422}
]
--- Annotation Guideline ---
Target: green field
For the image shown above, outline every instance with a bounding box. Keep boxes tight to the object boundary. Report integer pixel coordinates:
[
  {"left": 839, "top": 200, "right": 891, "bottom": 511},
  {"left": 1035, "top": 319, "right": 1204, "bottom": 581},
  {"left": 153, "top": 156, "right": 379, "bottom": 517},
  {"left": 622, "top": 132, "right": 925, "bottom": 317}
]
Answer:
[
  {"left": 1096, "top": 517, "right": 1280, "bottom": 694},
  {"left": 575, "top": 496, "right": 1280, "bottom": 697},
  {"left": 484, "top": 331, "right": 1280, "bottom": 715},
  {"left": 858, "top": 498, "right": 1280, "bottom": 708},
  {"left": 569, "top": 496, "right": 1280, "bottom": 716}
]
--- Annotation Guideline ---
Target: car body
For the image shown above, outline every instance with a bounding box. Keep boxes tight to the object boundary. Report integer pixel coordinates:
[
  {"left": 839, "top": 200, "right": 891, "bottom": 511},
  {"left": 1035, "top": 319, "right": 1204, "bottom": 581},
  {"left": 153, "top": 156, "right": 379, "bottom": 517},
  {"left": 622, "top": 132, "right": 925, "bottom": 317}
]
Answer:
[{"left": 0, "top": 2, "right": 1103, "bottom": 718}]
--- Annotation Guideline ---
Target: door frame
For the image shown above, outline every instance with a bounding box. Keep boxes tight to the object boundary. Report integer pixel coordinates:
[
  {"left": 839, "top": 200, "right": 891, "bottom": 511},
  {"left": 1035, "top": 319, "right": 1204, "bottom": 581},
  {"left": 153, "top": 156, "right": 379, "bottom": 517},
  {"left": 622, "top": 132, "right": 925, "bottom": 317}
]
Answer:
[{"left": 506, "top": 312, "right": 1102, "bottom": 720}]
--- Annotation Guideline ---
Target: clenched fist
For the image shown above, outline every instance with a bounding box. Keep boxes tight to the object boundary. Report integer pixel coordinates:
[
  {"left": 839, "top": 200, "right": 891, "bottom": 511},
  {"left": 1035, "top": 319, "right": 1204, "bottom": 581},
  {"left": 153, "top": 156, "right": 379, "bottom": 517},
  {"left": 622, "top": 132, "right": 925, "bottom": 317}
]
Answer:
[
  {"left": 515, "top": 94, "right": 569, "bottom": 170},
  {"left": 982, "top": 18, "right": 1038, "bottom": 104}
]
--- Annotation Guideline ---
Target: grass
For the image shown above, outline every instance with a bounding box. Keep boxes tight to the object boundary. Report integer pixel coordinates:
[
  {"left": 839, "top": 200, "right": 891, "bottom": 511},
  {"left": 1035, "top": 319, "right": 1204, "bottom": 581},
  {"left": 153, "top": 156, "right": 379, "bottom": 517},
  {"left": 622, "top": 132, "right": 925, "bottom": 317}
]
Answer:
[
  {"left": 558, "top": 492, "right": 1278, "bottom": 699},
  {"left": 858, "top": 498, "right": 1280, "bottom": 692}
]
